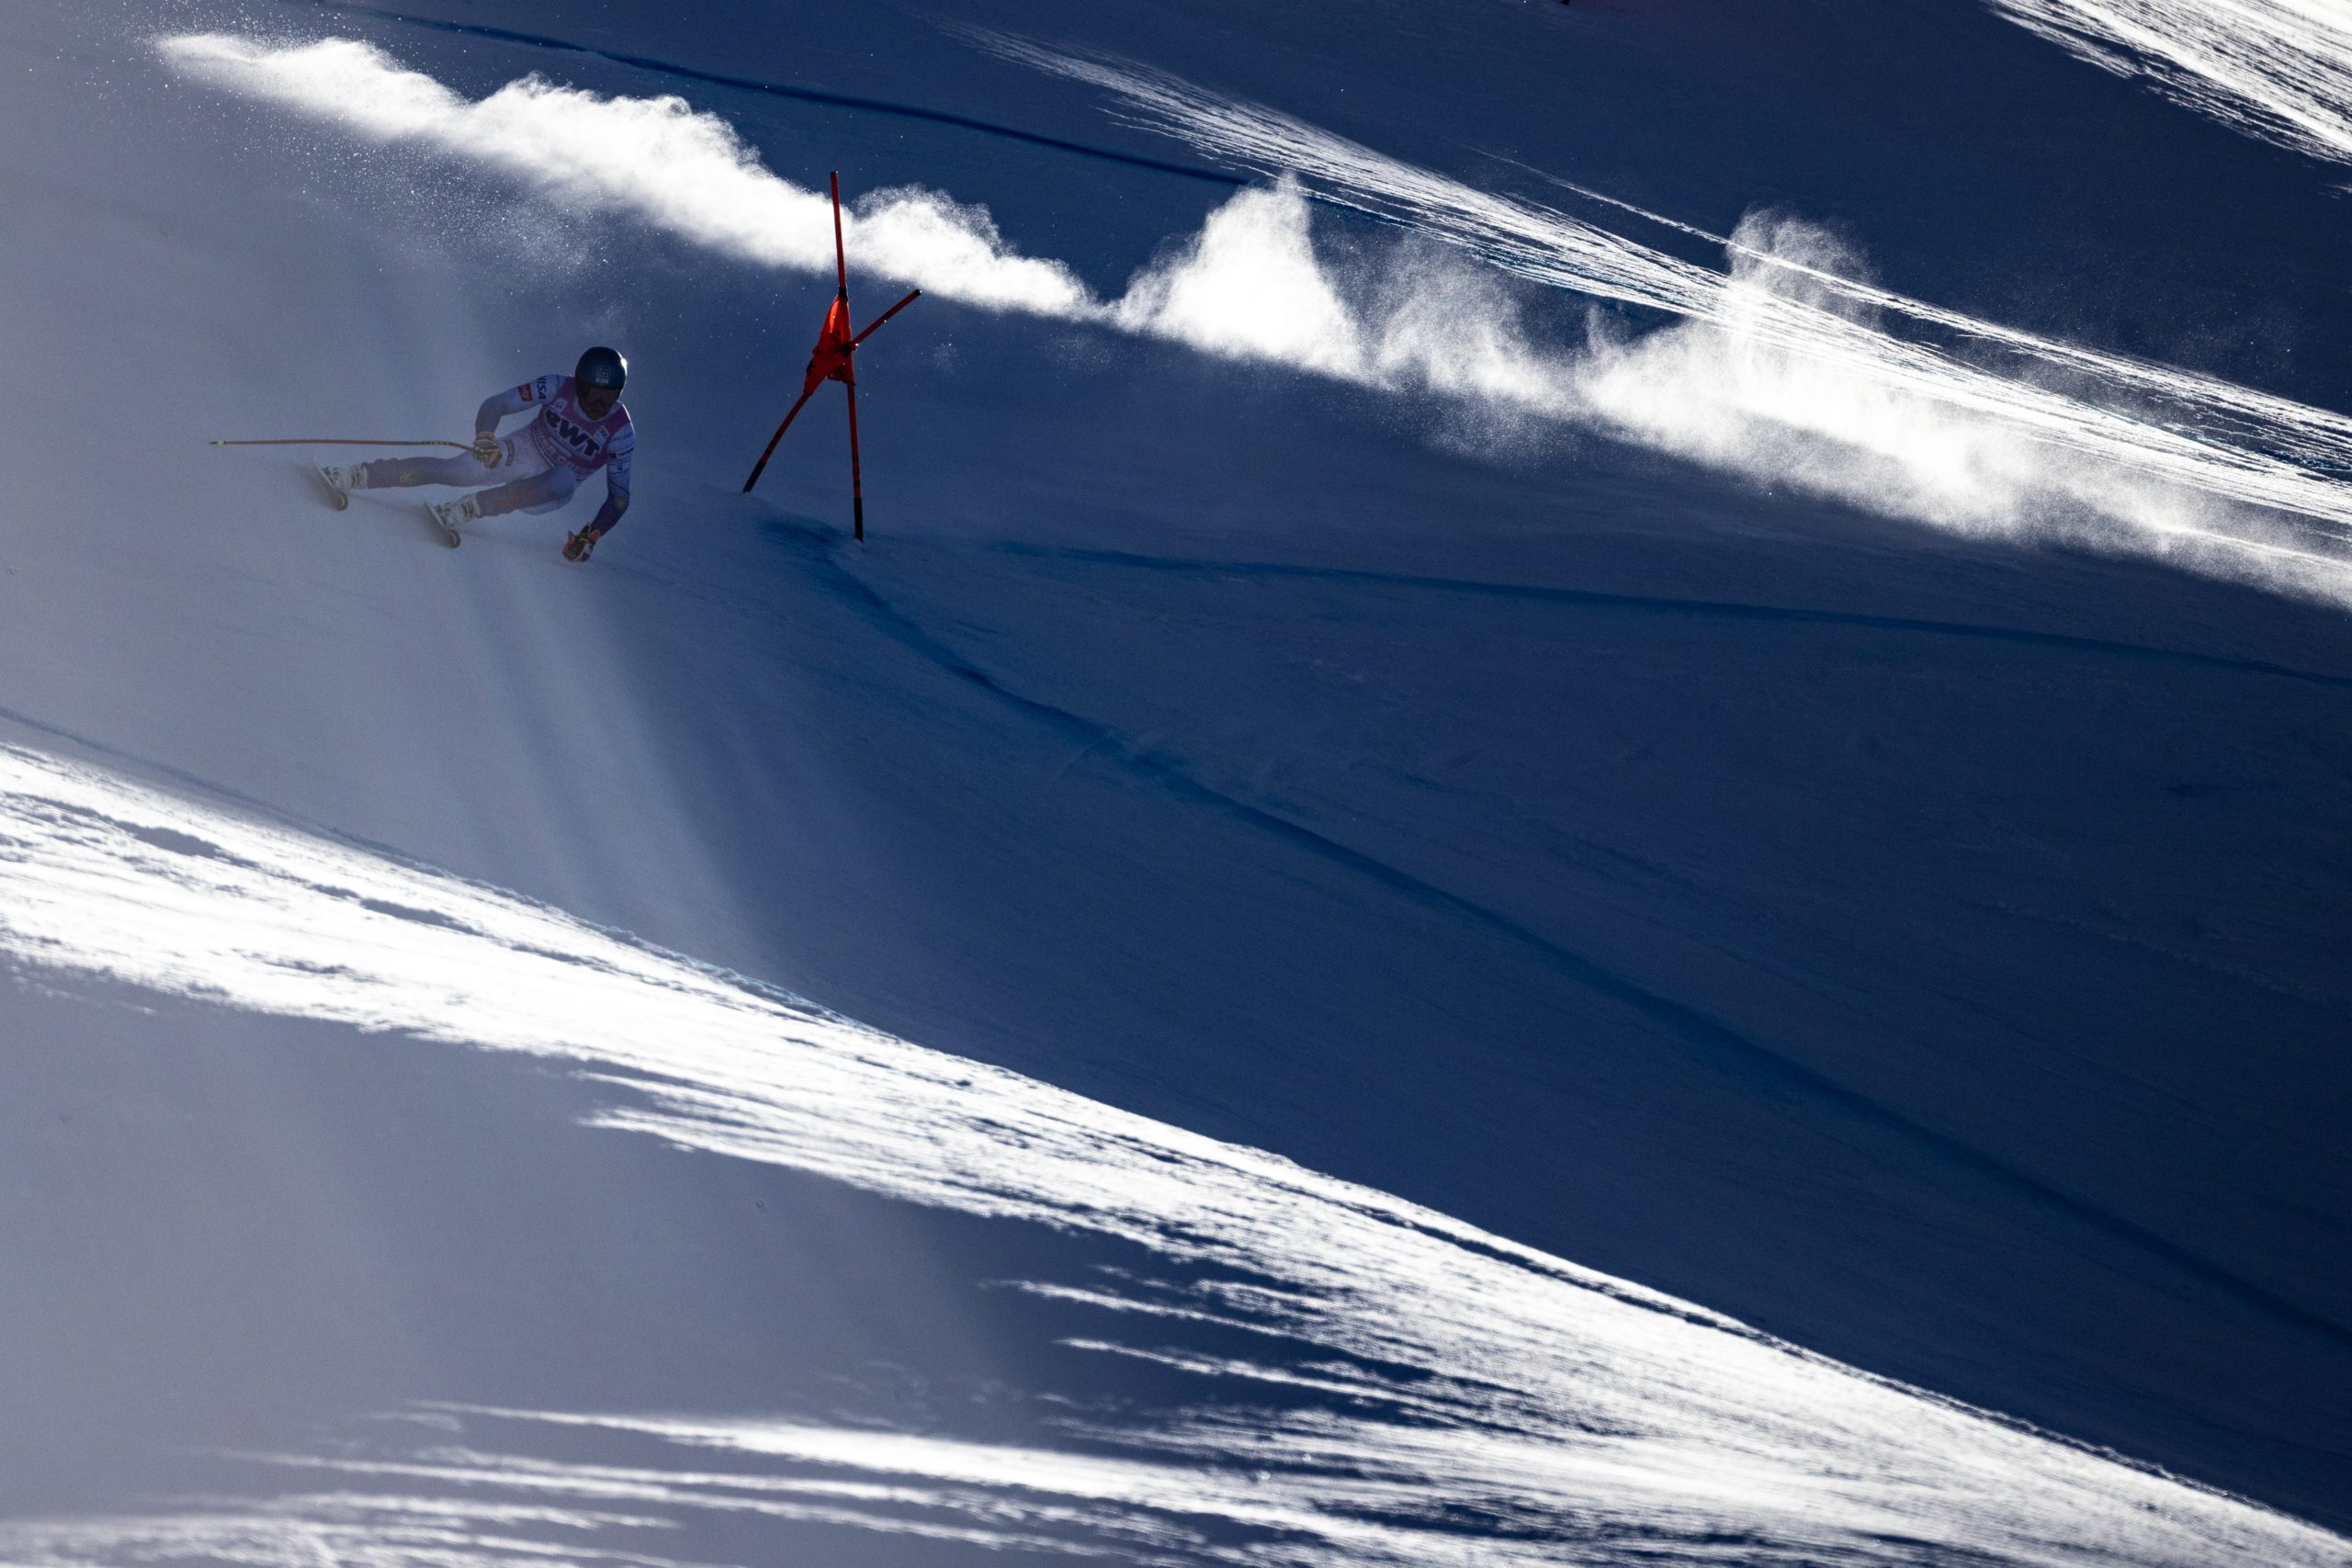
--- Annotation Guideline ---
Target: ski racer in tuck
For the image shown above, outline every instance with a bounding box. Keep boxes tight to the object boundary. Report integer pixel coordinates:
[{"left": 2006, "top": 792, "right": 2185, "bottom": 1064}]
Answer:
[{"left": 323, "top": 346, "right": 634, "bottom": 561}]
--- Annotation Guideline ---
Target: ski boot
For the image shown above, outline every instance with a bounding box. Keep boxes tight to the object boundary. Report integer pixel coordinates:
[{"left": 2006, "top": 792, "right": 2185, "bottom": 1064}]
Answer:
[
  {"left": 319, "top": 463, "right": 369, "bottom": 511},
  {"left": 425, "top": 493, "right": 478, "bottom": 547}
]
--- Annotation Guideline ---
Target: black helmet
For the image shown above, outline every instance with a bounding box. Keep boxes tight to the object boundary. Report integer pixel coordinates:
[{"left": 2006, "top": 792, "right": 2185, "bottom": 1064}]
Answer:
[{"left": 575, "top": 345, "right": 628, "bottom": 392}]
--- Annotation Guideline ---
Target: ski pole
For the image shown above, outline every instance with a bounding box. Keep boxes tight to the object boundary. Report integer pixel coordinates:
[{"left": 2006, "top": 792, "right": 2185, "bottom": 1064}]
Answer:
[{"left": 209, "top": 437, "right": 471, "bottom": 449}]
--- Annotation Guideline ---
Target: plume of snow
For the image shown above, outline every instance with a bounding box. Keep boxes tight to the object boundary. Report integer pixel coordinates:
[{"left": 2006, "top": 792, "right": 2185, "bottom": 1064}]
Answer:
[
  {"left": 993, "top": 39, "right": 2352, "bottom": 599},
  {"left": 1112, "top": 176, "right": 1367, "bottom": 378},
  {"left": 158, "top": 30, "right": 2352, "bottom": 605},
  {"left": 157, "top": 33, "right": 1091, "bottom": 314}
]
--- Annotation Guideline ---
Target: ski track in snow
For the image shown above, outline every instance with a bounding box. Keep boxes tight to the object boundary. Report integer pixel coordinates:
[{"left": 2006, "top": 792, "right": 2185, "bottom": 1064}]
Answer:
[
  {"left": 155, "top": 28, "right": 2352, "bottom": 608},
  {"left": 3, "top": 741, "right": 2350, "bottom": 1566},
  {"left": 1984, "top": 0, "right": 2352, "bottom": 165},
  {"left": 978, "top": 538, "right": 2352, "bottom": 692},
  {"left": 790, "top": 528, "right": 2352, "bottom": 1356}
]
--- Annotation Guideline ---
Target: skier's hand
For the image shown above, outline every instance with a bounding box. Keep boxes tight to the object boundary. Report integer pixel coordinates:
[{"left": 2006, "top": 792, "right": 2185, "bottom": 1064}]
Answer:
[
  {"left": 471, "top": 432, "right": 503, "bottom": 468},
  {"left": 562, "top": 528, "right": 599, "bottom": 563}
]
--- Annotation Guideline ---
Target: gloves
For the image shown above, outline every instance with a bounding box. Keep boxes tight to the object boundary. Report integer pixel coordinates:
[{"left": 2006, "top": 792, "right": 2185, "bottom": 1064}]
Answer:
[
  {"left": 562, "top": 528, "right": 601, "bottom": 563},
  {"left": 471, "top": 431, "right": 503, "bottom": 468}
]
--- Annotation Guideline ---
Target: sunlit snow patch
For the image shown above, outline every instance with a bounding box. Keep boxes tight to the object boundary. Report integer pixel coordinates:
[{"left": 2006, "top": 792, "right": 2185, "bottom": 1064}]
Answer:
[
  {"left": 0, "top": 741, "right": 2346, "bottom": 1565},
  {"left": 1986, "top": 0, "right": 2352, "bottom": 165}
]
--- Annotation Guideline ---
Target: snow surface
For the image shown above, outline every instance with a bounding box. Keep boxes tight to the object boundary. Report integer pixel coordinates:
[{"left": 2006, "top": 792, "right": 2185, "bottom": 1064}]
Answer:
[
  {"left": 4, "top": 0, "right": 2352, "bottom": 1562},
  {"left": 6, "top": 739, "right": 2342, "bottom": 1563}
]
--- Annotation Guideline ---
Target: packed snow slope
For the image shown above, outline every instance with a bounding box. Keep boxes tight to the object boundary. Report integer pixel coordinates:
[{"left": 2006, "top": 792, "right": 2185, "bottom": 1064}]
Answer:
[
  {"left": 3, "top": 0, "right": 2352, "bottom": 1560},
  {"left": 9, "top": 743, "right": 2348, "bottom": 1568}
]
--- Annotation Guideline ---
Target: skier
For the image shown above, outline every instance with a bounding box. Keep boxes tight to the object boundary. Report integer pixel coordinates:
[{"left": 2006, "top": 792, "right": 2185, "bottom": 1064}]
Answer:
[{"left": 322, "top": 346, "right": 635, "bottom": 560}]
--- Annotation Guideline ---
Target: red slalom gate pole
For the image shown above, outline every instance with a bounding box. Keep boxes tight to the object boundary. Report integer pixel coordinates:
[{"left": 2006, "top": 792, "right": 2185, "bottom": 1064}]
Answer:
[
  {"left": 831, "top": 172, "right": 850, "bottom": 296},
  {"left": 853, "top": 288, "right": 921, "bottom": 348},
  {"left": 738, "top": 173, "right": 921, "bottom": 536},
  {"left": 831, "top": 169, "right": 863, "bottom": 542},
  {"left": 844, "top": 374, "right": 865, "bottom": 542}
]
